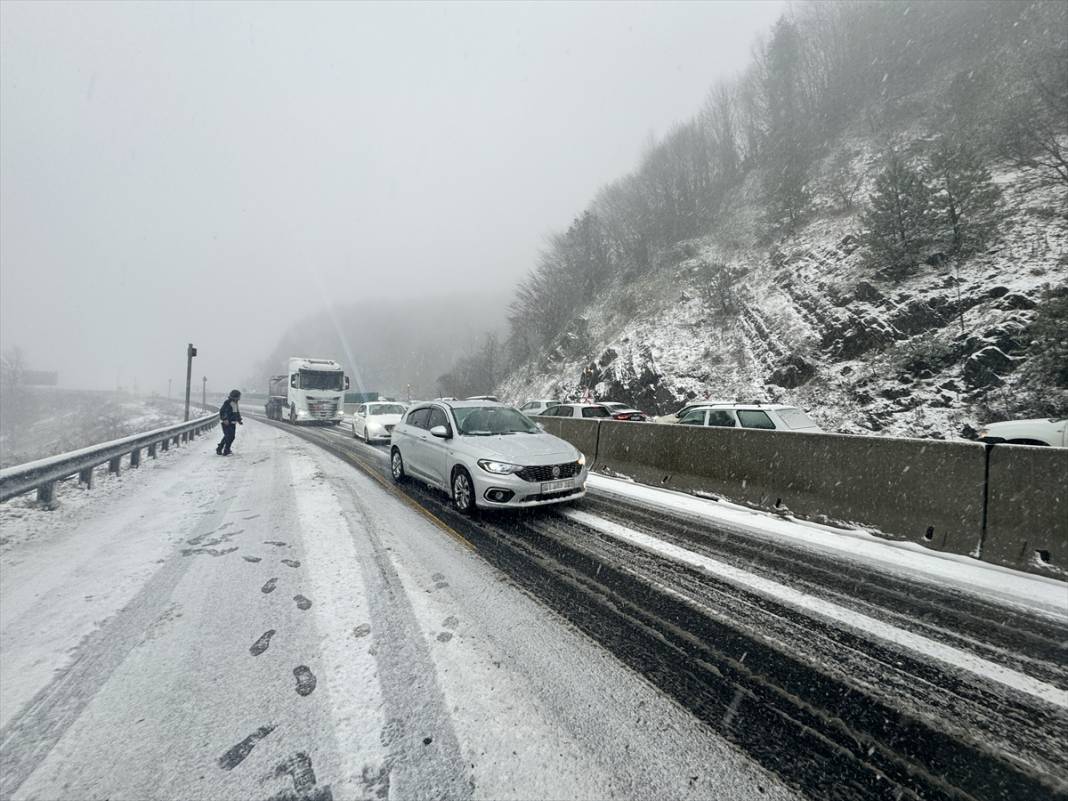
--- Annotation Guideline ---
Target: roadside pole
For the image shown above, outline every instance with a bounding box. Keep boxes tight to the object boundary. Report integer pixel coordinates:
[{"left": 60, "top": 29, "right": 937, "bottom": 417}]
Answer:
[
  {"left": 184, "top": 343, "right": 197, "bottom": 421},
  {"left": 202, "top": 376, "right": 207, "bottom": 410}
]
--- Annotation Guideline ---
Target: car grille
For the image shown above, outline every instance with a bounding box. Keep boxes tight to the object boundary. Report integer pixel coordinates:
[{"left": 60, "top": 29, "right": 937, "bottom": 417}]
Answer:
[
  {"left": 521, "top": 487, "right": 584, "bottom": 503},
  {"left": 515, "top": 461, "right": 582, "bottom": 483},
  {"left": 384, "top": 424, "right": 395, "bottom": 432},
  {"left": 308, "top": 400, "right": 338, "bottom": 418}
]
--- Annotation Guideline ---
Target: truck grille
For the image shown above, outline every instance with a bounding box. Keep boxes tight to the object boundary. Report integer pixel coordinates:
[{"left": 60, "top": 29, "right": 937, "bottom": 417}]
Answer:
[
  {"left": 515, "top": 461, "right": 582, "bottom": 483},
  {"left": 308, "top": 400, "right": 338, "bottom": 418}
]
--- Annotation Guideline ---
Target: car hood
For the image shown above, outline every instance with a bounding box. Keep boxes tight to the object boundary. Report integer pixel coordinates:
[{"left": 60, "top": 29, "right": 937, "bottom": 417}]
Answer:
[
  {"left": 460, "top": 432, "right": 578, "bottom": 464},
  {"left": 366, "top": 414, "right": 403, "bottom": 425}
]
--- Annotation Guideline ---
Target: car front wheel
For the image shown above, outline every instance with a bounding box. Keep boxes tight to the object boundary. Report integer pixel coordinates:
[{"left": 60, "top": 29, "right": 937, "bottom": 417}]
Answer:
[
  {"left": 391, "top": 448, "right": 406, "bottom": 483},
  {"left": 452, "top": 468, "right": 475, "bottom": 515}
]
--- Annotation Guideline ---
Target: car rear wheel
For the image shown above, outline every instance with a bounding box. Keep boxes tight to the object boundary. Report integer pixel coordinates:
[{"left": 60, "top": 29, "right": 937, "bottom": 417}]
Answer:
[
  {"left": 452, "top": 468, "right": 475, "bottom": 515},
  {"left": 390, "top": 448, "right": 407, "bottom": 483}
]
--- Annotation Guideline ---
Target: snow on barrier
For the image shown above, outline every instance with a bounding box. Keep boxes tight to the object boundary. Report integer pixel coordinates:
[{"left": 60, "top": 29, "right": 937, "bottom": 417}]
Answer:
[
  {"left": 983, "top": 444, "right": 1068, "bottom": 573},
  {"left": 0, "top": 413, "right": 219, "bottom": 506},
  {"left": 540, "top": 418, "right": 1065, "bottom": 576},
  {"left": 594, "top": 420, "right": 987, "bottom": 559}
]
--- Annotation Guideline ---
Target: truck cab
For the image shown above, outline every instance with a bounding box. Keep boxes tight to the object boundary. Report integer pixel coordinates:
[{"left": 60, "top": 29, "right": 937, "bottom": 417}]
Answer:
[{"left": 285, "top": 357, "right": 349, "bottom": 425}]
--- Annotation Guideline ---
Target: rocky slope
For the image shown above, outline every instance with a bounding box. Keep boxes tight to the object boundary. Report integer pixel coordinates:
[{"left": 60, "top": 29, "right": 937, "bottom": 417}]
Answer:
[{"left": 499, "top": 149, "right": 1067, "bottom": 439}]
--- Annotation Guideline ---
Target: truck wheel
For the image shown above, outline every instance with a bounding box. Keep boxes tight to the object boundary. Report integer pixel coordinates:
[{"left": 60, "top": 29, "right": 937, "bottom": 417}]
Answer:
[{"left": 289, "top": 406, "right": 296, "bottom": 424}]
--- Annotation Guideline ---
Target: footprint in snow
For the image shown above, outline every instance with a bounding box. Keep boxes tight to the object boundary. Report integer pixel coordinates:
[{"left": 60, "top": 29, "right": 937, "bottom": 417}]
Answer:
[
  {"left": 261, "top": 578, "right": 278, "bottom": 594},
  {"left": 218, "top": 724, "right": 276, "bottom": 770},
  {"left": 281, "top": 559, "right": 301, "bottom": 569},
  {"left": 294, "top": 595, "right": 312, "bottom": 610},
  {"left": 293, "top": 665, "right": 317, "bottom": 696},
  {"left": 242, "top": 555, "right": 262, "bottom": 563},
  {"left": 264, "top": 540, "right": 287, "bottom": 547},
  {"left": 250, "top": 630, "right": 275, "bottom": 656}
]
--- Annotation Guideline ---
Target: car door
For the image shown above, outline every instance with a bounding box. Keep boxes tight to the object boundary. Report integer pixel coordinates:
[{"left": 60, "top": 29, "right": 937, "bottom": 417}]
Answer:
[
  {"left": 423, "top": 406, "right": 453, "bottom": 488},
  {"left": 354, "top": 404, "right": 366, "bottom": 436},
  {"left": 678, "top": 409, "right": 708, "bottom": 426},
  {"left": 402, "top": 406, "right": 432, "bottom": 478},
  {"left": 705, "top": 410, "right": 737, "bottom": 428}
]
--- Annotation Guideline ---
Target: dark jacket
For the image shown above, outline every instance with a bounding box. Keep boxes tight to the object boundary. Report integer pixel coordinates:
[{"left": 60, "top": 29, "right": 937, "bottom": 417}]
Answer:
[{"left": 220, "top": 398, "right": 243, "bottom": 425}]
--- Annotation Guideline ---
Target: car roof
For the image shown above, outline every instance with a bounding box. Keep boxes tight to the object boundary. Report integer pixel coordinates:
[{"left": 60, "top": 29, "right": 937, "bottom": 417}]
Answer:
[
  {"left": 685, "top": 403, "right": 801, "bottom": 412},
  {"left": 441, "top": 399, "right": 508, "bottom": 409}
]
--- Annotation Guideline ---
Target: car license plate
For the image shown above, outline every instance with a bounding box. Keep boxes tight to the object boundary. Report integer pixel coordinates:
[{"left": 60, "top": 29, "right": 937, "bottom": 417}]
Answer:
[{"left": 540, "top": 478, "right": 574, "bottom": 493}]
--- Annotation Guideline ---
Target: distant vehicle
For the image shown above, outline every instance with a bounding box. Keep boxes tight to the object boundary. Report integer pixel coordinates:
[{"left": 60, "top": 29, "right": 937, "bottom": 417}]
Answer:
[
  {"left": 539, "top": 403, "right": 612, "bottom": 419},
  {"left": 465, "top": 394, "right": 500, "bottom": 402},
  {"left": 675, "top": 403, "right": 822, "bottom": 432},
  {"left": 352, "top": 401, "right": 407, "bottom": 442},
  {"left": 519, "top": 399, "right": 562, "bottom": 416},
  {"left": 978, "top": 418, "right": 1067, "bottom": 447},
  {"left": 598, "top": 401, "right": 649, "bottom": 422},
  {"left": 389, "top": 400, "right": 587, "bottom": 512},
  {"left": 264, "top": 375, "right": 289, "bottom": 420},
  {"left": 653, "top": 400, "right": 732, "bottom": 425},
  {"left": 283, "top": 357, "right": 349, "bottom": 425}
]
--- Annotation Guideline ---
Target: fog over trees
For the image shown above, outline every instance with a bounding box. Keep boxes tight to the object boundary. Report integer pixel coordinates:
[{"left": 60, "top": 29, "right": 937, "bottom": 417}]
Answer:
[{"left": 440, "top": 0, "right": 1067, "bottom": 399}]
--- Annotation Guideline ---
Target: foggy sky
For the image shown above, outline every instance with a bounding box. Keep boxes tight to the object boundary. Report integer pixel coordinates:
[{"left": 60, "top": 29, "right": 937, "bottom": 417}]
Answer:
[{"left": 1, "top": 0, "right": 782, "bottom": 394}]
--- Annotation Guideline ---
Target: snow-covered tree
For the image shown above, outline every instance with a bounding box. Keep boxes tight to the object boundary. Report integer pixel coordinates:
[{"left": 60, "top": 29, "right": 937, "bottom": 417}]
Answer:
[
  {"left": 927, "top": 137, "right": 1001, "bottom": 256},
  {"left": 860, "top": 150, "right": 933, "bottom": 277}
]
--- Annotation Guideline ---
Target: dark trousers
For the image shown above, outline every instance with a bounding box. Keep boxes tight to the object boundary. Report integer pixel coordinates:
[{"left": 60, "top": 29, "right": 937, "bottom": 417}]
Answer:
[{"left": 218, "top": 423, "right": 237, "bottom": 454}]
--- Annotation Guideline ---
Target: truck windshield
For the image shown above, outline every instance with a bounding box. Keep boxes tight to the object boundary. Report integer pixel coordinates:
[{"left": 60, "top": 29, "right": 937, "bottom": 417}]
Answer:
[{"left": 300, "top": 371, "right": 343, "bottom": 391}]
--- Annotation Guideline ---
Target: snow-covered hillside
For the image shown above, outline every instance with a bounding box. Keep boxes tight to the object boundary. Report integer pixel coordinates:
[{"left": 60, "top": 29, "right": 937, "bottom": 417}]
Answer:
[
  {"left": 499, "top": 156, "right": 1067, "bottom": 439},
  {"left": 0, "top": 390, "right": 184, "bottom": 468}
]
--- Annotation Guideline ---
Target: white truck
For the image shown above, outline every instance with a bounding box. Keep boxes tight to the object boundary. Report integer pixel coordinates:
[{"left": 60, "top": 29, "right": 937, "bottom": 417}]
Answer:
[{"left": 283, "top": 357, "right": 349, "bottom": 425}]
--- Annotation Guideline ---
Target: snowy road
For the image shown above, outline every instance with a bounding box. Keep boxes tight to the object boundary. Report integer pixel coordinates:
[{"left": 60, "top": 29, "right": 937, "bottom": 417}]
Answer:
[{"left": 1, "top": 417, "right": 1065, "bottom": 801}]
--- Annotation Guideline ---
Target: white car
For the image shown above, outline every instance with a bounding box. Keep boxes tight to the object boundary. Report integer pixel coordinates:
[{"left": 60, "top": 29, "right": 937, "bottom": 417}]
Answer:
[
  {"left": 653, "top": 400, "right": 733, "bottom": 425},
  {"left": 519, "top": 399, "right": 562, "bottom": 415},
  {"left": 598, "top": 401, "right": 650, "bottom": 422},
  {"left": 539, "top": 403, "right": 612, "bottom": 419},
  {"left": 389, "top": 400, "right": 588, "bottom": 512},
  {"left": 978, "top": 418, "right": 1067, "bottom": 447},
  {"left": 675, "top": 403, "right": 822, "bottom": 432},
  {"left": 352, "top": 402, "right": 407, "bottom": 442}
]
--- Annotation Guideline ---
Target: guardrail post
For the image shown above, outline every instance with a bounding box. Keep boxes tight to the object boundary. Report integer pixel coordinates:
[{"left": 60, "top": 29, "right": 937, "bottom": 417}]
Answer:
[
  {"left": 37, "top": 482, "right": 56, "bottom": 506},
  {"left": 148, "top": 442, "right": 157, "bottom": 459},
  {"left": 79, "top": 468, "right": 94, "bottom": 489},
  {"left": 109, "top": 457, "right": 121, "bottom": 475},
  {"left": 161, "top": 438, "right": 169, "bottom": 452},
  {"left": 130, "top": 448, "right": 141, "bottom": 468}
]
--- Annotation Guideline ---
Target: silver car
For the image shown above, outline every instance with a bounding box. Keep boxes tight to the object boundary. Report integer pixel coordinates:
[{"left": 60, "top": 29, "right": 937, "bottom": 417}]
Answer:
[{"left": 389, "top": 400, "right": 588, "bottom": 513}]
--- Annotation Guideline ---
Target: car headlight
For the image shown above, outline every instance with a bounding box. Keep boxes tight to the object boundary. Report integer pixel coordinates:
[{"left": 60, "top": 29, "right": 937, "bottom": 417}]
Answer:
[
  {"left": 478, "top": 459, "right": 521, "bottom": 475},
  {"left": 577, "top": 453, "right": 586, "bottom": 466}
]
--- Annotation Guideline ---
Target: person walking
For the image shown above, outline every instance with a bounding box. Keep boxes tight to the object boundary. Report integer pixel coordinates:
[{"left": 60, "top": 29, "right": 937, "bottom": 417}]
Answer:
[{"left": 217, "top": 389, "right": 244, "bottom": 455}]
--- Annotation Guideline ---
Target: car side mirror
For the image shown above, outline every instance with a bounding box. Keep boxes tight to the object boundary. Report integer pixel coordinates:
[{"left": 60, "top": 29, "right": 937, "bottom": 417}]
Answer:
[
  {"left": 429, "top": 425, "right": 451, "bottom": 439},
  {"left": 344, "top": 376, "right": 351, "bottom": 390},
  {"left": 290, "top": 376, "right": 298, "bottom": 388}
]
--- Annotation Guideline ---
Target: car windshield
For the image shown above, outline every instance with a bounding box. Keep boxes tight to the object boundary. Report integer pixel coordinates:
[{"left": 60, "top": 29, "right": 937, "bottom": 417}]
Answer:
[
  {"left": 453, "top": 406, "right": 540, "bottom": 435},
  {"left": 368, "top": 403, "right": 405, "bottom": 416}
]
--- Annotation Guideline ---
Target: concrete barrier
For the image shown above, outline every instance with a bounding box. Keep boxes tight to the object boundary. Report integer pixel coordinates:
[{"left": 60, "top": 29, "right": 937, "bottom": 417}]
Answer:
[
  {"left": 594, "top": 421, "right": 987, "bottom": 558},
  {"left": 537, "top": 417, "right": 600, "bottom": 467},
  {"left": 983, "top": 444, "right": 1068, "bottom": 573}
]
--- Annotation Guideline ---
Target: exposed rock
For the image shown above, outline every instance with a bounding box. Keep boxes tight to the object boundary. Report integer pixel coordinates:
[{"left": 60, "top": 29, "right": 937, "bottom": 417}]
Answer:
[
  {"left": 853, "top": 280, "right": 884, "bottom": 303},
  {"left": 767, "top": 355, "right": 817, "bottom": 389},
  {"left": 997, "top": 292, "right": 1037, "bottom": 310},
  {"left": 879, "top": 386, "right": 912, "bottom": 400},
  {"left": 598, "top": 348, "right": 618, "bottom": 368},
  {"left": 837, "top": 234, "right": 860, "bottom": 255},
  {"left": 825, "top": 311, "right": 899, "bottom": 359},
  {"left": 985, "top": 285, "right": 1010, "bottom": 299},
  {"left": 963, "top": 346, "right": 1016, "bottom": 388}
]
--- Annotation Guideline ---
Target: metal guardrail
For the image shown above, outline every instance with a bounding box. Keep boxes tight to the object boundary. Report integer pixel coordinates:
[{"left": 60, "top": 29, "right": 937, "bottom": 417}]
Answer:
[{"left": 0, "top": 413, "right": 219, "bottom": 505}]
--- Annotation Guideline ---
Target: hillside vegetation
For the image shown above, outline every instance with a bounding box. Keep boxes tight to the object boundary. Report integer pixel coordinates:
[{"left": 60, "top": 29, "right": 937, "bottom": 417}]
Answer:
[{"left": 444, "top": 0, "right": 1068, "bottom": 437}]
